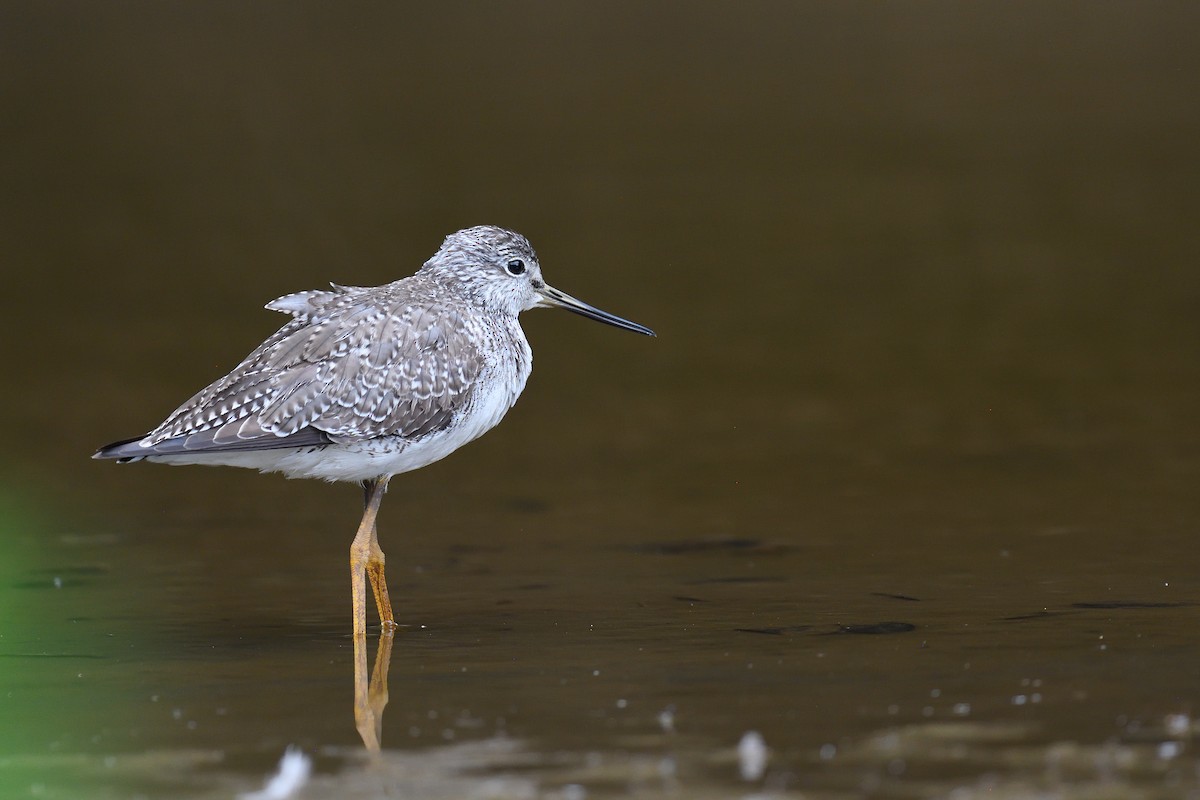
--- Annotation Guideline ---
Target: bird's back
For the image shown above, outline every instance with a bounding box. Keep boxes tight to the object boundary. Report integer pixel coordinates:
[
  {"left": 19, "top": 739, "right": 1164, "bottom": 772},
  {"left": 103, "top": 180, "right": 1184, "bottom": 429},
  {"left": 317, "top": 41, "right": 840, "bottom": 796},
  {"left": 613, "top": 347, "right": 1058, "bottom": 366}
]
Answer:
[{"left": 95, "top": 273, "right": 533, "bottom": 476}]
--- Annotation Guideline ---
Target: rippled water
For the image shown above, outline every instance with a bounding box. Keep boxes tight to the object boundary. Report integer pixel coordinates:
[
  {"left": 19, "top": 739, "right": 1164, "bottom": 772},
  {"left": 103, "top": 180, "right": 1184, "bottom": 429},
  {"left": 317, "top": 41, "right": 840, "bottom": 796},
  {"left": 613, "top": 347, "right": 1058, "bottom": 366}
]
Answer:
[{"left": 3, "top": 2, "right": 1199, "bottom": 798}]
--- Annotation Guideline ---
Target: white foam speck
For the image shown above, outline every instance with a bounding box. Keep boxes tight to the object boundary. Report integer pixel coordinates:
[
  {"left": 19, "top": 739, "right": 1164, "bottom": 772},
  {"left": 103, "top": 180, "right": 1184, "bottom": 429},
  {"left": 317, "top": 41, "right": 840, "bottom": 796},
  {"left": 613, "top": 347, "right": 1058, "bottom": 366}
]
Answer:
[
  {"left": 239, "top": 746, "right": 311, "bottom": 800},
  {"left": 738, "top": 730, "right": 768, "bottom": 781}
]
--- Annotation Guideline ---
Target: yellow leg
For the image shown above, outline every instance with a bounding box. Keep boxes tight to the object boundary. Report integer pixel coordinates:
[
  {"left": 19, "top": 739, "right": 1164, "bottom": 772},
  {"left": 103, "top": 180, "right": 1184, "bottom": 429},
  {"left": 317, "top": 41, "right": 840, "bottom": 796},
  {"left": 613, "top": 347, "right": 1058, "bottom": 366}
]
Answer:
[
  {"left": 350, "top": 477, "right": 391, "bottom": 636},
  {"left": 367, "top": 508, "right": 396, "bottom": 631}
]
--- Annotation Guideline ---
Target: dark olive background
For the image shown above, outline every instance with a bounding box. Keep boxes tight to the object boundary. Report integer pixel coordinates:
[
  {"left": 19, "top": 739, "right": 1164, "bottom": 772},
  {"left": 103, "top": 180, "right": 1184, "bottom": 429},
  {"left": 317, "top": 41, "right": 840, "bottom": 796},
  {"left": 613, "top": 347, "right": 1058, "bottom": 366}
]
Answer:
[{"left": 2, "top": 2, "right": 1198, "bottom": 797}]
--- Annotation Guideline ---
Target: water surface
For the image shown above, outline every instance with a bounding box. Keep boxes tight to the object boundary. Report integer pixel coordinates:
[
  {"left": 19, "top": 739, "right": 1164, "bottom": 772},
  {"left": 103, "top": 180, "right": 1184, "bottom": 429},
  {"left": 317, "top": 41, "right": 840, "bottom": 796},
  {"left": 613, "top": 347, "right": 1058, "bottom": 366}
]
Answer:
[{"left": 2, "top": 2, "right": 1199, "bottom": 797}]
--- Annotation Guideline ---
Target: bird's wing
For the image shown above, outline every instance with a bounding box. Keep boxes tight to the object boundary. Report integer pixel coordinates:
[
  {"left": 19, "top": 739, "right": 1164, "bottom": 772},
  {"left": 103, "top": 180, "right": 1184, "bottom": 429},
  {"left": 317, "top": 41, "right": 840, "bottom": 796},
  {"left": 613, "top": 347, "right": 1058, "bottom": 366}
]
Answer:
[
  {"left": 93, "top": 426, "right": 333, "bottom": 461},
  {"left": 127, "top": 284, "right": 485, "bottom": 455}
]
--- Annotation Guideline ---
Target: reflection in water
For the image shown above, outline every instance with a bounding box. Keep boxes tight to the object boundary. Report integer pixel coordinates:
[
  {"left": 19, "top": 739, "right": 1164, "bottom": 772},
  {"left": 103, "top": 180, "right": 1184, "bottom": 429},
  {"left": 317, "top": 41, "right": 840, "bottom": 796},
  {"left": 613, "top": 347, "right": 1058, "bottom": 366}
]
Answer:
[
  {"left": 10, "top": 715, "right": 1196, "bottom": 798},
  {"left": 5, "top": 1, "right": 1200, "bottom": 797},
  {"left": 352, "top": 631, "right": 394, "bottom": 753}
]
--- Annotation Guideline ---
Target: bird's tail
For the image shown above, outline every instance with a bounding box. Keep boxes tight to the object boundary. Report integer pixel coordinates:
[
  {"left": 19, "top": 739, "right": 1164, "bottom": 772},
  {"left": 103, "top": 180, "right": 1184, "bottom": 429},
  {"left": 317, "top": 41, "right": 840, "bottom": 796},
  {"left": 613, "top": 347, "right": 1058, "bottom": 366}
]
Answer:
[{"left": 92, "top": 437, "right": 150, "bottom": 462}]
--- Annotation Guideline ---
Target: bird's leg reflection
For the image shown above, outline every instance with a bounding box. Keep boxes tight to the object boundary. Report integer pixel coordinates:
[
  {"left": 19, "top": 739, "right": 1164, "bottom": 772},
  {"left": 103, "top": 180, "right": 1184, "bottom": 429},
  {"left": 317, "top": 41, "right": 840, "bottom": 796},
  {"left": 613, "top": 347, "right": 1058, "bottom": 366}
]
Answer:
[{"left": 353, "top": 629, "right": 395, "bottom": 752}]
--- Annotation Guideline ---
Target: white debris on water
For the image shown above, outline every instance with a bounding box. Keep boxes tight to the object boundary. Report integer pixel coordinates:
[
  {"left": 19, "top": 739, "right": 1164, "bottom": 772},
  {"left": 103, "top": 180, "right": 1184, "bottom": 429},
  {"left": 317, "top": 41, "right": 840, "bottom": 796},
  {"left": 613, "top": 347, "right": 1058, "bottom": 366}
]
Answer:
[
  {"left": 239, "top": 746, "right": 311, "bottom": 800},
  {"left": 1157, "top": 741, "right": 1182, "bottom": 760},
  {"left": 560, "top": 784, "right": 587, "bottom": 800},
  {"left": 737, "top": 730, "right": 768, "bottom": 781},
  {"left": 1165, "top": 713, "right": 1191, "bottom": 737}
]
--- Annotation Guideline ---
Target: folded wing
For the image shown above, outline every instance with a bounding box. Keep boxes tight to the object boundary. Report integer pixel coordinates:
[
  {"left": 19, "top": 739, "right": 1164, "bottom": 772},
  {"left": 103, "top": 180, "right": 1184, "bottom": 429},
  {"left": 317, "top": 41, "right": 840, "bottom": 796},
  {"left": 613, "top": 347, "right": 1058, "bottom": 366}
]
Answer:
[{"left": 97, "top": 282, "right": 485, "bottom": 459}]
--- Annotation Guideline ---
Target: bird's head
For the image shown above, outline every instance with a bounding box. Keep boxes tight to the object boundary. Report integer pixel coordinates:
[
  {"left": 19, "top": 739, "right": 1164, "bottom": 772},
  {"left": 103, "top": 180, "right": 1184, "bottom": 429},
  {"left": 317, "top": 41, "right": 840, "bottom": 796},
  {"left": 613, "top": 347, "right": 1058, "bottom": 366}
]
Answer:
[{"left": 423, "top": 226, "right": 654, "bottom": 336}]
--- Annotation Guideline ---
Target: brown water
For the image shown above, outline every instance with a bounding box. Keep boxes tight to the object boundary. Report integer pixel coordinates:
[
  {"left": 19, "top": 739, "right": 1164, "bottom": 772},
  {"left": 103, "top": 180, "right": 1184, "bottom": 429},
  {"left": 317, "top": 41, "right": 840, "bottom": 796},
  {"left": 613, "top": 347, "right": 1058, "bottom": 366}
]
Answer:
[{"left": 3, "top": 2, "right": 1200, "bottom": 798}]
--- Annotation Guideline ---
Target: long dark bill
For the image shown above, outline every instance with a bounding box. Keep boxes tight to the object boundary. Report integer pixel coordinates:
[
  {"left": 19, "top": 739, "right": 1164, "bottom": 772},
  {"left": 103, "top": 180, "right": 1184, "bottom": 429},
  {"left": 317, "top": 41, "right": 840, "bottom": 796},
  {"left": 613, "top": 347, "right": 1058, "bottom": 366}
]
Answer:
[{"left": 537, "top": 284, "right": 656, "bottom": 337}]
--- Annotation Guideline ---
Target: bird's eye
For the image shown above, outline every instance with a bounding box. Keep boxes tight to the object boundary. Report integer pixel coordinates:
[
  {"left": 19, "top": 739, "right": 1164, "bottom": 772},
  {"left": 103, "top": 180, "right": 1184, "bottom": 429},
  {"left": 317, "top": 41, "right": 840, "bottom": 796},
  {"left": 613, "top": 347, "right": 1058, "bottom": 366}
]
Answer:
[{"left": 505, "top": 259, "right": 526, "bottom": 276}]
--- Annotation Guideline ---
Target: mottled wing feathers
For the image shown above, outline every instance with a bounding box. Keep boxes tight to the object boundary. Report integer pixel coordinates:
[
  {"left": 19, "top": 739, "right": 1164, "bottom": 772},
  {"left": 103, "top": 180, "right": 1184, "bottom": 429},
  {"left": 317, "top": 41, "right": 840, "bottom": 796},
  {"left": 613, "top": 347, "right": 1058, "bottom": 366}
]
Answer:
[{"left": 132, "top": 280, "right": 485, "bottom": 455}]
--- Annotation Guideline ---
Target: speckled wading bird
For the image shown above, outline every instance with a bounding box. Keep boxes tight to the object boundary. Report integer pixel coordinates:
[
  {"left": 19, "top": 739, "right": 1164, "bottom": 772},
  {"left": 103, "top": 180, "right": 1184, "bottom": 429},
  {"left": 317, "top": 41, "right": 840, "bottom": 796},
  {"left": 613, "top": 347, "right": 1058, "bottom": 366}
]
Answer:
[{"left": 94, "top": 226, "right": 654, "bottom": 635}]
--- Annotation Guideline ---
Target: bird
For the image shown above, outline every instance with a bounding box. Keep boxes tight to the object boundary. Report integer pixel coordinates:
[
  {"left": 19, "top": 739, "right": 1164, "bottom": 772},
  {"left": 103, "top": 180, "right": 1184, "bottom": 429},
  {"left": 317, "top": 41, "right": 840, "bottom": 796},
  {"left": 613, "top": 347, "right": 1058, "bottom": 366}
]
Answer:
[{"left": 94, "top": 225, "right": 654, "bottom": 635}]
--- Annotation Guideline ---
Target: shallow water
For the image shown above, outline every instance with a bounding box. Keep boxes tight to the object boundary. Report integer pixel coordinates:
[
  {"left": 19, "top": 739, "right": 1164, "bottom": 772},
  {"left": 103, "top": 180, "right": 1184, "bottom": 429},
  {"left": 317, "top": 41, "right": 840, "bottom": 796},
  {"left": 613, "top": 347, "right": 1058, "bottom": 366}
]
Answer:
[{"left": 3, "top": 2, "right": 1200, "bottom": 798}]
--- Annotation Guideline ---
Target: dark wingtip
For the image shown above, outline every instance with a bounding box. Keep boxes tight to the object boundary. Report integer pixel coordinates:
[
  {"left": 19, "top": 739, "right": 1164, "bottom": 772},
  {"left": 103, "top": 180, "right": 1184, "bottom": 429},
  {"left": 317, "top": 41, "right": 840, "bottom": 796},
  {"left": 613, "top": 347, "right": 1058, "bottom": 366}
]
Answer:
[
  {"left": 92, "top": 436, "right": 147, "bottom": 461},
  {"left": 93, "top": 426, "right": 336, "bottom": 461}
]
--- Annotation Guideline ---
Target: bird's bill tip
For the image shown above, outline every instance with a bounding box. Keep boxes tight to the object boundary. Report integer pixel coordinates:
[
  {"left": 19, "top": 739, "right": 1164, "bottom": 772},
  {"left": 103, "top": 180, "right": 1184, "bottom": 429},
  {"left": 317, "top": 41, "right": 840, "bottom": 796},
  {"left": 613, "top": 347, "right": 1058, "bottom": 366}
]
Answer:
[{"left": 537, "top": 285, "right": 655, "bottom": 336}]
